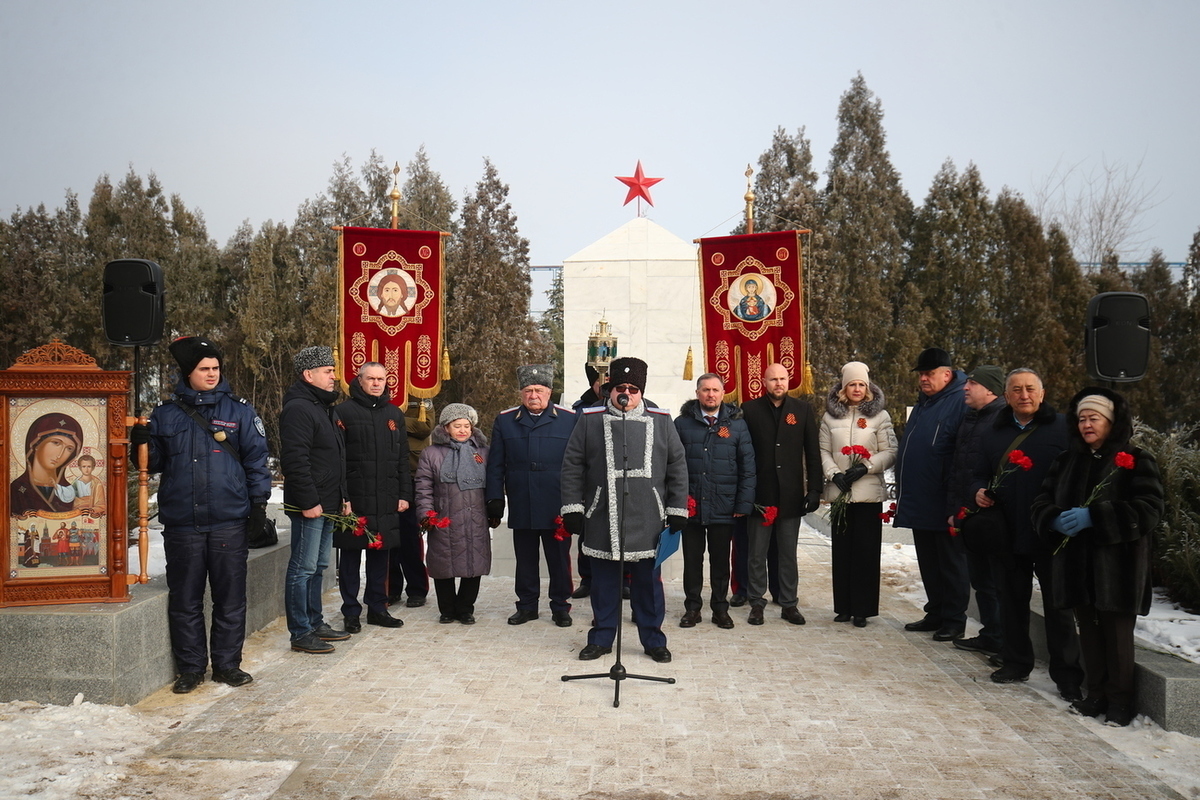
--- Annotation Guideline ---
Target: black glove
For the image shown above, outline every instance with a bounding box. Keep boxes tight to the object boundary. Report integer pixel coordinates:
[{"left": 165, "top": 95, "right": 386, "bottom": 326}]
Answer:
[
  {"left": 486, "top": 498, "right": 505, "bottom": 530},
  {"left": 804, "top": 491, "right": 822, "bottom": 514},
  {"left": 667, "top": 515, "right": 688, "bottom": 533},
  {"left": 563, "top": 512, "right": 584, "bottom": 536},
  {"left": 832, "top": 472, "right": 851, "bottom": 493},
  {"left": 845, "top": 463, "right": 868, "bottom": 483},
  {"left": 129, "top": 423, "right": 151, "bottom": 447},
  {"left": 247, "top": 502, "right": 267, "bottom": 537}
]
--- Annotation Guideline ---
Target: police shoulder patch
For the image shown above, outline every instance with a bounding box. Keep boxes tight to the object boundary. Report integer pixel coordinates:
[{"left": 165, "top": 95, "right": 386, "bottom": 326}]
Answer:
[{"left": 254, "top": 417, "right": 266, "bottom": 438}]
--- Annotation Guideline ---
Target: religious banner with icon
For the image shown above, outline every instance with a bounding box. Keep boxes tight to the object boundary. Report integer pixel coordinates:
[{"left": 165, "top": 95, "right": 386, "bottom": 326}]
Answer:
[
  {"left": 697, "top": 231, "right": 804, "bottom": 402},
  {"left": 338, "top": 226, "right": 447, "bottom": 407}
]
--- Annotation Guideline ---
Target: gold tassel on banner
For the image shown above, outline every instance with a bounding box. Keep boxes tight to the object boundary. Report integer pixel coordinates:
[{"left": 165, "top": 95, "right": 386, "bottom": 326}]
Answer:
[
  {"left": 800, "top": 361, "right": 815, "bottom": 395},
  {"left": 441, "top": 348, "right": 451, "bottom": 380},
  {"left": 417, "top": 398, "right": 427, "bottom": 423},
  {"left": 683, "top": 347, "right": 694, "bottom": 381}
]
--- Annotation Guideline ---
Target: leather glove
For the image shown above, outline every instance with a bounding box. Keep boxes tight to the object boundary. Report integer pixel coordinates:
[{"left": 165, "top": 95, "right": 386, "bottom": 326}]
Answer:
[
  {"left": 845, "top": 463, "right": 868, "bottom": 483},
  {"left": 832, "top": 472, "right": 851, "bottom": 494},
  {"left": 129, "top": 423, "right": 151, "bottom": 447},
  {"left": 486, "top": 499, "right": 504, "bottom": 528},
  {"left": 1056, "top": 507, "right": 1093, "bottom": 537},
  {"left": 667, "top": 515, "right": 688, "bottom": 533},
  {"left": 562, "top": 511, "right": 584, "bottom": 536},
  {"left": 247, "top": 502, "right": 267, "bottom": 537},
  {"left": 804, "top": 491, "right": 822, "bottom": 514}
]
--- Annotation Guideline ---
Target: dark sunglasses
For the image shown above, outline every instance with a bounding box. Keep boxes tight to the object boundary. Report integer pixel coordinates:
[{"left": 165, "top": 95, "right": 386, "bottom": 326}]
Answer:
[{"left": 612, "top": 384, "right": 641, "bottom": 394}]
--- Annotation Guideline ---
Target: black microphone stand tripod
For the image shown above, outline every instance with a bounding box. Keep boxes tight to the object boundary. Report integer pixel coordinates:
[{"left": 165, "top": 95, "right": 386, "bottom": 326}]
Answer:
[{"left": 562, "top": 393, "right": 675, "bottom": 707}]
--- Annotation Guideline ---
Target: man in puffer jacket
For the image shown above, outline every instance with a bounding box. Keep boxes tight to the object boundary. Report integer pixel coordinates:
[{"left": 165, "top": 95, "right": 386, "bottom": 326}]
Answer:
[
  {"left": 673, "top": 373, "right": 755, "bottom": 630},
  {"left": 137, "top": 336, "right": 270, "bottom": 694}
]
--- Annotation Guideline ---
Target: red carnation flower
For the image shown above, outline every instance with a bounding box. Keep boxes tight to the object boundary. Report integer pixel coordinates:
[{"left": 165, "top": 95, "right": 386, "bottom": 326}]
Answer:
[
  {"left": 687, "top": 495, "right": 698, "bottom": 517},
  {"left": 956, "top": 506, "right": 969, "bottom": 520},
  {"left": 1115, "top": 451, "right": 1136, "bottom": 470},
  {"left": 762, "top": 505, "right": 778, "bottom": 526}
]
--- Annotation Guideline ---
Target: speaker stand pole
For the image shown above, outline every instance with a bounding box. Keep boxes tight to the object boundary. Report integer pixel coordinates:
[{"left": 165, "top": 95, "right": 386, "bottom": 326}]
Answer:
[{"left": 131, "top": 344, "right": 150, "bottom": 584}]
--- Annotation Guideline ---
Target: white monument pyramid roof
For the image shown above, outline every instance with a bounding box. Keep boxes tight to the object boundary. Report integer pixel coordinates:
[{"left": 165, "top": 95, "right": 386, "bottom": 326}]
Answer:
[{"left": 564, "top": 216, "right": 697, "bottom": 263}]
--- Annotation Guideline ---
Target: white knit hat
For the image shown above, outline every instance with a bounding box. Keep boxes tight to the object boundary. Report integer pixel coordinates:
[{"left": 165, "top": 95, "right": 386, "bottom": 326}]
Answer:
[{"left": 840, "top": 361, "right": 870, "bottom": 387}]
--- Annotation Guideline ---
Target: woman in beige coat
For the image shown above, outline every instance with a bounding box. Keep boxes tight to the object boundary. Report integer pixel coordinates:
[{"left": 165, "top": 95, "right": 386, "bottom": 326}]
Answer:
[{"left": 820, "top": 362, "right": 897, "bottom": 627}]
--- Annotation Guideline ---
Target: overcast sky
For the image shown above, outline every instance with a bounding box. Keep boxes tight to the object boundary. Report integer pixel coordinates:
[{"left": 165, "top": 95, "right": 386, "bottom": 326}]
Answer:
[{"left": 3, "top": 1, "right": 1196, "bottom": 293}]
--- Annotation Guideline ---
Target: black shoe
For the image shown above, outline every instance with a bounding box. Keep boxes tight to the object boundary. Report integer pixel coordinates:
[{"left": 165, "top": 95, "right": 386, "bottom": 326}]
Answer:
[
  {"left": 748, "top": 605, "right": 764, "bottom": 625},
  {"left": 1058, "top": 684, "right": 1084, "bottom": 703},
  {"left": 781, "top": 606, "right": 806, "bottom": 625},
  {"left": 458, "top": 613, "right": 476, "bottom": 625},
  {"left": 711, "top": 611, "right": 735, "bottom": 629},
  {"left": 834, "top": 613, "right": 852, "bottom": 623},
  {"left": 367, "top": 610, "right": 404, "bottom": 628},
  {"left": 344, "top": 616, "right": 362, "bottom": 634},
  {"left": 622, "top": 585, "right": 631, "bottom": 600},
  {"left": 729, "top": 594, "right": 748, "bottom": 608},
  {"left": 212, "top": 668, "right": 253, "bottom": 687},
  {"left": 679, "top": 610, "right": 701, "bottom": 628},
  {"left": 291, "top": 632, "right": 335, "bottom": 654},
  {"left": 578, "top": 643, "right": 611, "bottom": 660},
  {"left": 932, "top": 625, "right": 965, "bottom": 642},
  {"left": 990, "top": 666, "right": 1030, "bottom": 684},
  {"left": 1070, "top": 695, "right": 1108, "bottom": 718},
  {"left": 405, "top": 596, "right": 427, "bottom": 608},
  {"left": 553, "top": 613, "right": 573, "bottom": 628},
  {"left": 904, "top": 616, "right": 941, "bottom": 632},
  {"left": 645, "top": 646, "right": 672, "bottom": 663},
  {"left": 386, "top": 593, "right": 404, "bottom": 606},
  {"left": 853, "top": 617, "right": 867, "bottom": 628},
  {"left": 953, "top": 636, "right": 1000, "bottom": 655},
  {"left": 987, "top": 654, "right": 1005, "bottom": 668},
  {"left": 1105, "top": 707, "right": 1135, "bottom": 727},
  {"left": 313, "top": 623, "right": 351, "bottom": 641},
  {"left": 508, "top": 608, "right": 539, "bottom": 625},
  {"left": 571, "top": 583, "right": 591, "bottom": 599},
  {"left": 439, "top": 614, "right": 456, "bottom": 624},
  {"left": 172, "top": 672, "right": 205, "bottom": 694}
]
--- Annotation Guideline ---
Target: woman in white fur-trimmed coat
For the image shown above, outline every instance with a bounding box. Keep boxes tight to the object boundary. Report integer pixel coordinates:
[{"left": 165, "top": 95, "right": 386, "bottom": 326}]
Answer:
[{"left": 820, "top": 361, "right": 897, "bottom": 627}]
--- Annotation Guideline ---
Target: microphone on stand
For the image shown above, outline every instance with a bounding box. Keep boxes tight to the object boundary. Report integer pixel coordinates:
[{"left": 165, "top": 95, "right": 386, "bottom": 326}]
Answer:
[{"left": 617, "top": 393, "right": 630, "bottom": 408}]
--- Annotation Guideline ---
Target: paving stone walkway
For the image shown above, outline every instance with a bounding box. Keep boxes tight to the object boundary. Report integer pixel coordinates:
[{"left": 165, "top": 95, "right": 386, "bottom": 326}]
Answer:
[{"left": 144, "top": 529, "right": 1185, "bottom": 799}]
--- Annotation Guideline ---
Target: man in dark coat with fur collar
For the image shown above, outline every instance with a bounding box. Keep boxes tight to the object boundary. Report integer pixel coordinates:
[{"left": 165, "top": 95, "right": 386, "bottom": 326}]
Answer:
[
  {"left": 970, "top": 368, "right": 1084, "bottom": 699},
  {"left": 741, "top": 362, "right": 823, "bottom": 626},
  {"left": 487, "top": 364, "right": 577, "bottom": 628}
]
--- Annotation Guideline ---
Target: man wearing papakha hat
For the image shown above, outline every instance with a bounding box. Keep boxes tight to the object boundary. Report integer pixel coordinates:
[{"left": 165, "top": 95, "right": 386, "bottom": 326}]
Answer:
[
  {"left": 560, "top": 357, "right": 689, "bottom": 663},
  {"left": 280, "top": 345, "right": 350, "bottom": 655},
  {"left": 486, "top": 364, "right": 577, "bottom": 627},
  {"left": 131, "top": 336, "right": 271, "bottom": 693}
]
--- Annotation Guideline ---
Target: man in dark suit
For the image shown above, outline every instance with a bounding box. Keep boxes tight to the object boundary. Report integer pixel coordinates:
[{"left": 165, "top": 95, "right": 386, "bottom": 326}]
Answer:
[{"left": 741, "top": 363, "right": 823, "bottom": 626}]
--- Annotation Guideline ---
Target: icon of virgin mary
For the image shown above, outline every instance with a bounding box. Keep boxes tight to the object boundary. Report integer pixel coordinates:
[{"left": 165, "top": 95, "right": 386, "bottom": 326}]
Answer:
[{"left": 10, "top": 412, "right": 84, "bottom": 516}]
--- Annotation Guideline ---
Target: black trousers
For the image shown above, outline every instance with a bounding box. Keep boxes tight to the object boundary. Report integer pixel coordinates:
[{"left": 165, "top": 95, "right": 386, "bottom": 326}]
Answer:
[
  {"left": 992, "top": 551, "right": 1084, "bottom": 690},
  {"left": 338, "top": 546, "right": 389, "bottom": 618},
  {"left": 730, "top": 516, "right": 779, "bottom": 599},
  {"left": 831, "top": 503, "right": 882, "bottom": 618},
  {"left": 387, "top": 507, "right": 429, "bottom": 601},
  {"left": 512, "top": 528, "right": 573, "bottom": 614},
  {"left": 682, "top": 522, "right": 732, "bottom": 613},
  {"left": 967, "top": 547, "right": 1003, "bottom": 648},
  {"left": 911, "top": 527, "right": 970, "bottom": 625},
  {"left": 163, "top": 523, "right": 248, "bottom": 674},
  {"left": 1075, "top": 604, "right": 1137, "bottom": 711},
  {"left": 434, "top": 576, "right": 481, "bottom": 618}
]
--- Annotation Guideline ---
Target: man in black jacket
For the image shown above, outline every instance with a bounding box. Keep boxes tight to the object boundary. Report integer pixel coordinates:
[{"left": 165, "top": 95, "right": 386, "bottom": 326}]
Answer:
[
  {"left": 336, "top": 362, "right": 412, "bottom": 633},
  {"left": 281, "top": 346, "right": 350, "bottom": 654},
  {"left": 970, "top": 368, "right": 1084, "bottom": 698},
  {"left": 741, "top": 363, "right": 822, "bottom": 626},
  {"left": 674, "top": 374, "right": 756, "bottom": 629},
  {"left": 945, "top": 366, "right": 1008, "bottom": 658}
]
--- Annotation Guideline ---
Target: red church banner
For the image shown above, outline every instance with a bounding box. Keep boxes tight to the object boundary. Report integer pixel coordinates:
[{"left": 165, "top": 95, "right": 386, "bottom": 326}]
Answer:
[
  {"left": 697, "top": 231, "right": 804, "bottom": 402},
  {"left": 338, "top": 227, "right": 446, "bottom": 407}
]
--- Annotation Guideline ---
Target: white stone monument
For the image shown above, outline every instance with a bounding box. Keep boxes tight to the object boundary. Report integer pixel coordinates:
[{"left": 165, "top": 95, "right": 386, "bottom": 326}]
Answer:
[{"left": 562, "top": 217, "right": 702, "bottom": 416}]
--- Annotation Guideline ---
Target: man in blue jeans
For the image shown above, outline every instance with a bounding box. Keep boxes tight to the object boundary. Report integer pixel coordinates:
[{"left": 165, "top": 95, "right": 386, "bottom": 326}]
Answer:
[{"left": 281, "top": 345, "right": 349, "bottom": 654}]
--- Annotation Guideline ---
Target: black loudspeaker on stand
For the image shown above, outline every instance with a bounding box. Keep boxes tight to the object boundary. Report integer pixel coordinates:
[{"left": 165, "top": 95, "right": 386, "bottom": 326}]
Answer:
[
  {"left": 103, "top": 258, "right": 166, "bottom": 347},
  {"left": 1085, "top": 292, "right": 1149, "bottom": 383},
  {"left": 562, "top": 394, "right": 675, "bottom": 707}
]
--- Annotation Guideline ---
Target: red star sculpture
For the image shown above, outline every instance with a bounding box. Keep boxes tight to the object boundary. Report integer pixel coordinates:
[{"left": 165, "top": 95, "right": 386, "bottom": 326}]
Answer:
[{"left": 615, "top": 161, "right": 663, "bottom": 207}]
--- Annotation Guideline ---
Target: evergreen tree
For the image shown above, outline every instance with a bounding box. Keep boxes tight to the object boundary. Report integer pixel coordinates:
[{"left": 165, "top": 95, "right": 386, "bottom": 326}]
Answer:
[
  {"left": 908, "top": 160, "right": 999, "bottom": 371},
  {"left": 444, "top": 159, "right": 541, "bottom": 431},
  {"left": 1127, "top": 249, "right": 1182, "bottom": 428},
  {"left": 1175, "top": 229, "right": 1200, "bottom": 427},
  {"left": 0, "top": 204, "right": 75, "bottom": 366},
  {"left": 399, "top": 146, "right": 458, "bottom": 234},
  {"left": 539, "top": 269, "right": 565, "bottom": 397},
  {"left": 821, "top": 74, "right": 914, "bottom": 418},
  {"left": 1046, "top": 223, "right": 1092, "bottom": 386}
]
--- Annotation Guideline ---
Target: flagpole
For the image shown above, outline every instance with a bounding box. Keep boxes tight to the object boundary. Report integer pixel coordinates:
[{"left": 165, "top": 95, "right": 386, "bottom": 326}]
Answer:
[{"left": 744, "top": 165, "right": 755, "bottom": 235}]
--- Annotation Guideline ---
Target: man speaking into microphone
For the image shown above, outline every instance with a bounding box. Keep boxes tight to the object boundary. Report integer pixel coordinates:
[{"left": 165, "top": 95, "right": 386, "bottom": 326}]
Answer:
[{"left": 560, "top": 357, "right": 689, "bottom": 664}]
